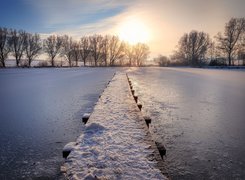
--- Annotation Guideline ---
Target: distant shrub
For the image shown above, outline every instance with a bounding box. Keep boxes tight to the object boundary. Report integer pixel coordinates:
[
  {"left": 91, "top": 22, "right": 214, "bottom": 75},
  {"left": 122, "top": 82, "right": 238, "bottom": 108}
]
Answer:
[
  {"left": 168, "top": 60, "right": 189, "bottom": 66},
  {"left": 209, "top": 58, "right": 227, "bottom": 66},
  {"left": 38, "top": 60, "right": 49, "bottom": 67},
  {"left": 20, "top": 59, "right": 29, "bottom": 68}
]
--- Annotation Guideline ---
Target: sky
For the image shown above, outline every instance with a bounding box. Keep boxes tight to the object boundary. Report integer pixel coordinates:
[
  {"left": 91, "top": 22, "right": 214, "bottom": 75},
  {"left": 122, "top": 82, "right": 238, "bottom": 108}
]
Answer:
[{"left": 0, "top": 0, "right": 245, "bottom": 57}]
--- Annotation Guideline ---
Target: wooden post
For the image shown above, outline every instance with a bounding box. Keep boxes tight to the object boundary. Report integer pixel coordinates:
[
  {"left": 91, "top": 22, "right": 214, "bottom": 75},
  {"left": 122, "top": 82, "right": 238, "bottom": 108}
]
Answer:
[
  {"left": 82, "top": 113, "right": 90, "bottom": 124},
  {"left": 131, "top": 89, "right": 135, "bottom": 95},
  {"left": 133, "top": 95, "right": 138, "bottom": 103},
  {"left": 137, "top": 103, "right": 142, "bottom": 110},
  {"left": 155, "top": 141, "right": 166, "bottom": 159},
  {"left": 63, "top": 142, "right": 76, "bottom": 158},
  {"left": 144, "top": 116, "right": 151, "bottom": 127}
]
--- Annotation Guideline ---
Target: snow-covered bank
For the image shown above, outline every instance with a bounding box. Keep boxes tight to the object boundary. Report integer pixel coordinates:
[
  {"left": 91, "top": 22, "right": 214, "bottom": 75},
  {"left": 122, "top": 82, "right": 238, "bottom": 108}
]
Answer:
[{"left": 63, "top": 73, "right": 168, "bottom": 179}]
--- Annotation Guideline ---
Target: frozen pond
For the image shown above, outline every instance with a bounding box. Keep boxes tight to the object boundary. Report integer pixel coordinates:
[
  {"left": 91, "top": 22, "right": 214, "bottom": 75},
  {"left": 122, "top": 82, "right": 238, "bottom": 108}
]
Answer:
[
  {"left": 128, "top": 67, "right": 245, "bottom": 180},
  {"left": 0, "top": 68, "right": 116, "bottom": 179}
]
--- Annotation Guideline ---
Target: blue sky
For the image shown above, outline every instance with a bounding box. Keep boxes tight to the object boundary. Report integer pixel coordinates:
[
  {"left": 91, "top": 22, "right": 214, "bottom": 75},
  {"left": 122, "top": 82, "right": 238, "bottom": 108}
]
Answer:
[
  {"left": 0, "top": 0, "right": 127, "bottom": 33},
  {"left": 0, "top": 0, "right": 41, "bottom": 32},
  {"left": 1, "top": 0, "right": 244, "bottom": 56}
]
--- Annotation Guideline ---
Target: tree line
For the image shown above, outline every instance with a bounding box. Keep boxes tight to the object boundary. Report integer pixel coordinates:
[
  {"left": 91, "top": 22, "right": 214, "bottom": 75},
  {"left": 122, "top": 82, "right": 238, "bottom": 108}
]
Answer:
[
  {"left": 155, "top": 17, "right": 245, "bottom": 67},
  {"left": 0, "top": 29, "right": 150, "bottom": 68}
]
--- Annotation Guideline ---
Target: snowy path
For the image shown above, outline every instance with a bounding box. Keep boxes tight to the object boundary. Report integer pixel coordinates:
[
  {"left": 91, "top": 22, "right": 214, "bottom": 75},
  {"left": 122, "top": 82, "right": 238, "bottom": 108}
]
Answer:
[{"left": 64, "top": 73, "right": 167, "bottom": 179}]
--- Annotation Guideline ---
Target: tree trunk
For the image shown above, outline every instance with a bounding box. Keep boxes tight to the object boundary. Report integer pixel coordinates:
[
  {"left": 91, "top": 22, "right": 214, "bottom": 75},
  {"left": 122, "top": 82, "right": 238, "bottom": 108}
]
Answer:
[
  {"left": 16, "top": 58, "right": 19, "bottom": 67},
  {"left": 28, "top": 58, "right": 32, "bottom": 67},
  {"left": 1, "top": 60, "right": 5, "bottom": 68},
  {"left": 228, "top": 53, "right": 231, "bottom": 66},
  {"left": 51, "top": 58, "right": 55, "bottom": 67},
  {"left": 69, "top": 59, "right": 72, "bottom": 67}
]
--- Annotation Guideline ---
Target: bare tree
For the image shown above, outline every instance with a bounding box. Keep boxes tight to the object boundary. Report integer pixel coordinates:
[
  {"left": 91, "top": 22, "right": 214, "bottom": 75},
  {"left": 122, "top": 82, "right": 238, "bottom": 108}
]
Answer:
[
  {"left": 134, "top": 43, "right": 150, "bottom": 66},
  {"left": 89, "top": 35, "right": 103, "bottom": 66},
  {"left": 208, "top": 40, "right": 216, "bottom": 61},
  {"left": 44, "top": 35, "right": 63, "bottom": 67},
  {"left": 24, "top": 33, "right": 42, "bottom": 67},
  {"left": 80, "top": 36, "right": 90, "bottom": 66},
  {"left": 0, "top": 27, "right": 12, "bottom": 68},
  {"left": 61, "top": 35, "right": 74, "bottom": 67},
  {"left": 177, "top": 30, "right": 210, "bottom": 66},
  {"left": 170, "top": 50, "right": 184, "bottom": 61},
  {"left": 72, "top": 42, "right": 80, "bottom": 67},
  {"left": 237, "top": 32, "right": 245, "bottom": 65},
  {"left": 101, "top": 35, "right": 109, "bottom": 66},
  {"left": 124, "top": 43, "right": 135, "bottom": 66},
  {"left": 108, "top": 35, "right": 124, "bottom": 66},
  {"left": 10, "top": 29, "right": 27, "bottom": 67},
  {"left": 216, "top": 18, "right": 245, "bottom": 66}
]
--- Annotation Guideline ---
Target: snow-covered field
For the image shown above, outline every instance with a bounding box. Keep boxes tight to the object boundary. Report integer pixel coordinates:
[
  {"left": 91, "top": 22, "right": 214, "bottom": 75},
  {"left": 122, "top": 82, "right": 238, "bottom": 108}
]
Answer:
[
  {"left": 0, "top": 68, "right": 116, "bottom": 179},
  {"left": 128, "top": 67, "right": 245, "bottom": 180}
]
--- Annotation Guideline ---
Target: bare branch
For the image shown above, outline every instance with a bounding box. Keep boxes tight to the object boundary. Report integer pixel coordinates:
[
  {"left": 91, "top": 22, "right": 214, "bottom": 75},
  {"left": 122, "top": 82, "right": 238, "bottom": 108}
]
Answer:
[
  {"left": 10, "top": 29, "right": 27, "bottom": 67},
  {"left": 44, "top": 35, "right": 63, "bottom": 67},
  {"left": 0, "top": 27, "right": 12, "bottom": 67},
  {"left": 24, "top": 33, "right": 42, "bottom": 67}
]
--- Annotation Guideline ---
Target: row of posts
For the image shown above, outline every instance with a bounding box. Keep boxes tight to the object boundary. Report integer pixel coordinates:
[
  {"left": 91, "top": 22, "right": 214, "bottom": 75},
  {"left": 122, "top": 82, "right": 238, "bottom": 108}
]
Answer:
[{"left": 126, "top": 73, "right": 166, "bottom": 159}]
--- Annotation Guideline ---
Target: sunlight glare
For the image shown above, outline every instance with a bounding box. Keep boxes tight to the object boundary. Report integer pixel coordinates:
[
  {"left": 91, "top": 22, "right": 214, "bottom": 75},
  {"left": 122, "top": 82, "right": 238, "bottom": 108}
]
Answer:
[{"left": 118, "top": 18, "right": 151, "bottom": 44}]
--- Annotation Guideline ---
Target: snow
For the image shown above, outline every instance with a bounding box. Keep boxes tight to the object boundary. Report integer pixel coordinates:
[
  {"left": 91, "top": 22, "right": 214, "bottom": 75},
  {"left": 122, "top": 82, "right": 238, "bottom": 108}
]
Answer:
[
  {"left": 82, "top": 113, "right": 91, "bottom": 119},
  {"left": 63, "top": 142, "right": 77, "bottom": 152},
  {"left": 64, "top": 72, "right": 168, "bottom": 180}
]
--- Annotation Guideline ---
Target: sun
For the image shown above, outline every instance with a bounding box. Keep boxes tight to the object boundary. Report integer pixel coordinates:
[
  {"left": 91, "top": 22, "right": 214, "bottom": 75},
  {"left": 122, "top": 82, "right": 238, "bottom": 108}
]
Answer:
[{"left": 118, "top": 18, "right": 151, "bottom": 44}]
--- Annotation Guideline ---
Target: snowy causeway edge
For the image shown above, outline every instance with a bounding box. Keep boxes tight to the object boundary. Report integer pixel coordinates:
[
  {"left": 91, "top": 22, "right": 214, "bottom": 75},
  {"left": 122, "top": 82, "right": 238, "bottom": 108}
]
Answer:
[{"left": 62, "top": 72, "right": 168, "bottom": 180}]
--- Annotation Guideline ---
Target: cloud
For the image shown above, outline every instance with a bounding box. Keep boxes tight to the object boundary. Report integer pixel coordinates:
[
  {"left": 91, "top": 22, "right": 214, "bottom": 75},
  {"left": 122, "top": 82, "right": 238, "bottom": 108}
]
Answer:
[
  {"left": 26, "top": 0, "right": 133, "bottom": 32},
  {"left": 27, "top": 0, "right": 245, "bottom": 57}
]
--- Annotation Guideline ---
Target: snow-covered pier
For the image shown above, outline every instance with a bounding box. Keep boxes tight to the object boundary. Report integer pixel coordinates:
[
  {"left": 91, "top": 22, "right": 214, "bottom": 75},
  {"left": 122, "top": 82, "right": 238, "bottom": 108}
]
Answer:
[{"left": 63, "top": 73, "right": 168, "bottom": 179}]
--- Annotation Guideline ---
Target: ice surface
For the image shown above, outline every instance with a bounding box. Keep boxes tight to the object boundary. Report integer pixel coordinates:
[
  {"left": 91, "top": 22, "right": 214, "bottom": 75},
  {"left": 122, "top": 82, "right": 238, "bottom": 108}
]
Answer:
[
  {"left": 64, "top": 73, "right": 167, "bottom": 180},
  {"left": 128, "top": 67, "right": 245, "bottom": 180},
  {"left": 0, "top": 68, "right": 116, "bottom": 179}
]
